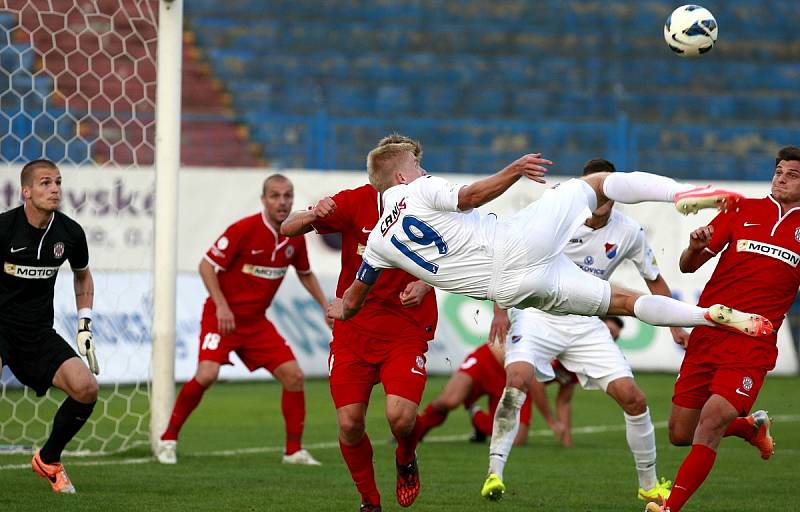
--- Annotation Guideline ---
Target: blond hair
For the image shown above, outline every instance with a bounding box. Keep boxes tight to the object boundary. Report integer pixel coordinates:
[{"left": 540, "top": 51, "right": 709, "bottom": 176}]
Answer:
[
  {"left": 367, "top": 134, "right": 422, "bottom": 192},
  {"left": 366, "top": 143, "right": 417, "bottom": 192}
]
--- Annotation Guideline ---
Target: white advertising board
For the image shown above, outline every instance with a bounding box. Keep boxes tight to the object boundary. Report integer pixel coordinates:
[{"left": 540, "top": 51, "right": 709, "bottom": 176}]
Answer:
[{"left": 1, "top": 165, "right": 797, "bottom": 381}]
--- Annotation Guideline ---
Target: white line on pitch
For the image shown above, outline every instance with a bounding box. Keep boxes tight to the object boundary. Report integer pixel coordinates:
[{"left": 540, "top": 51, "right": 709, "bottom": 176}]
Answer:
[{"left": 2, "top": 414, "right": 797, "bottom": 471}]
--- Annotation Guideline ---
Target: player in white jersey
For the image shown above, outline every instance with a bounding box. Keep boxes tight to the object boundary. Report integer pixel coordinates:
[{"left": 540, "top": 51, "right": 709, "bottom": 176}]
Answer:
[
  {"left": 481, "top": 158, "right": 687, "bottom": 504},
  {"left": 327, "top": 136, "right": 772, "bottom": 345}
]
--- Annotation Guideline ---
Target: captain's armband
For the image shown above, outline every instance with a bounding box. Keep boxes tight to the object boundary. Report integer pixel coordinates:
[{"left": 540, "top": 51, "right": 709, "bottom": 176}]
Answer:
[{"left": 356, "top": 261, "right": 381, "bottom": 285}]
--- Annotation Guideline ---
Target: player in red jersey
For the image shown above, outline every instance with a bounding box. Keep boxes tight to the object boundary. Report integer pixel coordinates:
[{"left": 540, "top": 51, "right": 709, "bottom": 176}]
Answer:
[
  {"left": 645, "top": 146, "right": 800, "bottom": 512},
  {"left": 155, "top": 174, "right": 330, "bottom": 466},
  {"left": 415, "top": 341, "right": 533, "bottom": 446},
  {"left": 281, "top": 135, "right": 437, "bottom": 512}
]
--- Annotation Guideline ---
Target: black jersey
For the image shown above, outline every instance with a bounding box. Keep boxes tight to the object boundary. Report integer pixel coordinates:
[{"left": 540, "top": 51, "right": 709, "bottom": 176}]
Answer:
[{"left": 0, "top": 206, "right": 89, "bottom": 335}]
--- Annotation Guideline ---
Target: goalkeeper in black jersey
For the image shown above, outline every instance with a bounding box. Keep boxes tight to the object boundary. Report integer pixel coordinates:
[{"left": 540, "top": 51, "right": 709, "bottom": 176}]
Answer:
[{"left": 0, "top": 159, "right": 98, "bottom": 494}]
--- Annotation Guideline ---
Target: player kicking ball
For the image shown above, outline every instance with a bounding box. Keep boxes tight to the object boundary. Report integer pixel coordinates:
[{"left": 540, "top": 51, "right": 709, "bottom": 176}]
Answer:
[{"left": 328, "top": 139, "right": 772, "bottom": 343}]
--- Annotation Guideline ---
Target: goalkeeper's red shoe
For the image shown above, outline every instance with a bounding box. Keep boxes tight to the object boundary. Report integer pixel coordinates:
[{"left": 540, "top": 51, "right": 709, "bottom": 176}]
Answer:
[
  {"left": 395, "top": 456, "right": 420, "bottom": 507},
  {"left": 360, "top": 503, "right": 382, "bottom": 512},
  {"left": 746, "top": 410, "right": 775, "bottom": 460},
  {"left": 32, "top": 450, "right": 76, "bottom": 494}
]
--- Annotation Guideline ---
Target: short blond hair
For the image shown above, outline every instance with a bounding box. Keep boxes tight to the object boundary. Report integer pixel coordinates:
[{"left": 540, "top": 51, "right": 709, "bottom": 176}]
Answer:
[
  {"left": 367, "top": 142, "right": 418, "bottom": 192},
  {"left": 377, "top": 133, "right": 422, "bottom": 159}
]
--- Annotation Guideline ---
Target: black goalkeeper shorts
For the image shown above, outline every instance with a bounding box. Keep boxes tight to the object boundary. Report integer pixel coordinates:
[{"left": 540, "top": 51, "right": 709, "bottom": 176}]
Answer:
[{"left": 0, "top": 328, "right": 79, "bottom": 396}]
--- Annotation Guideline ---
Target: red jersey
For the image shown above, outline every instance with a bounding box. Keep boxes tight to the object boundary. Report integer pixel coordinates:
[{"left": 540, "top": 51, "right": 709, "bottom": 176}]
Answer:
[
  {"left": 204, "top": 212, "right": 310, "bottom": 318},
  {"left": 690, "top": 196, "right": 800, "bottom": 367},
  {"left": 311, "top": 184, "right": 437, "bottom": 342}
]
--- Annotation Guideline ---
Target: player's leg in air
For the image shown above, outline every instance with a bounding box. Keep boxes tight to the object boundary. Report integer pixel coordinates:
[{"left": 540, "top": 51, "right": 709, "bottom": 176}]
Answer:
[
  {"left": 510, "top": 174, "right": 772, "bottom": 336},
  {"left": 33, "top": 356, "right": 99, "bottom": 493},
  {"left": 272, "top": 359, "right": 319, "bottom": 465},
  {"left": 604, "top": 376, "right": 672, "bottom": 504},
  {"left": 157, "top": 360, "right": 221, "bottom": 463}
]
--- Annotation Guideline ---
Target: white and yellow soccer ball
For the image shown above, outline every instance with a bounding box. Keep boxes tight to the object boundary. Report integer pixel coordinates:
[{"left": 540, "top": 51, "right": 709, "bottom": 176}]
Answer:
[{"left": 663, "top": 4, "right": 718, "bottom": 57}]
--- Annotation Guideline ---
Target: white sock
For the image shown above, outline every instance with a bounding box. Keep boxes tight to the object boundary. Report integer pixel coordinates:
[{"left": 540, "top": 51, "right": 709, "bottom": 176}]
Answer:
[
  {"left": 633, "top": 295, "right": 713, "bottom": 327},
  {"left": 488, "top": 387, "right": 527, "bottom": 480},
  {"left": 603, "top": 172, "right": 695, "bottom": 204},
  {"left": 624, "top": 407, "right": 657, "bottom": 491}
]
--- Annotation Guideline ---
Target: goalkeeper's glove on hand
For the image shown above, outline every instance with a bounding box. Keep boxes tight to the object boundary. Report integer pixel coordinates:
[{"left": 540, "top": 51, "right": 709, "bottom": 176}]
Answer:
[{"left": 77, "top": 317, "right": 100, "bottom": 375}]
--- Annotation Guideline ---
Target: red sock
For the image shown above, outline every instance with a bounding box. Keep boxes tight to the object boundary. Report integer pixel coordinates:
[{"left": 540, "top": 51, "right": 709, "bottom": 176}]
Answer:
[
  {"left": 415, "top": 403, "right": 449, "bottom": 441},
  {"left": 340, "top": 434, "right": 380, "bottom": 506},
  {"left": 472, "top": 410, "right": 493, "bottom": 435},
  {"left": 282, "top": 389, "right": 305, "bottom": 455},
  {"left": 665, "top": 444, "right": 717, "bottom": 512},
  {"left": 724, "top": 417, "right": 755, "bottom": 441},
  {"left": 395, "top": 416, "right": 424, "bottom": 465},
  {"left": 161, "top": 378, "right": 208, "bottom": 441}
]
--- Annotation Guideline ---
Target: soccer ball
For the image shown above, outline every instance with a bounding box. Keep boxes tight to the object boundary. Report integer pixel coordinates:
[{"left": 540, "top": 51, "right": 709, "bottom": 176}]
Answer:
[{"left": 663, "top": 4, "right": 718, "bottom": 57}]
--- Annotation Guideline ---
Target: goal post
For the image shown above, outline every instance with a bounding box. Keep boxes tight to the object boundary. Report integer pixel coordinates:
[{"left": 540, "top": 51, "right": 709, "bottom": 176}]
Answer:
[{"left": 150, "top": 0, "right": 182, "bottom": 455}]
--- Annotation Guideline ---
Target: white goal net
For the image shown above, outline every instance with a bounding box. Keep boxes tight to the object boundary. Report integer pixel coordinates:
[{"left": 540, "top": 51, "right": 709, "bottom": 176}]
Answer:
[{"left": 0, "top": 0, "right": 160, "bottom": 455}]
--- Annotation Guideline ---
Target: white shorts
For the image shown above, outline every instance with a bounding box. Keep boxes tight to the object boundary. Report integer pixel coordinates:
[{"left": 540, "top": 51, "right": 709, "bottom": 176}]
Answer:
[
  {"left": 505, "top": 308, "right": 633, "bottom": 391},
  {"left": 490, "top": 179, "right": 611, "bottom": 316}
]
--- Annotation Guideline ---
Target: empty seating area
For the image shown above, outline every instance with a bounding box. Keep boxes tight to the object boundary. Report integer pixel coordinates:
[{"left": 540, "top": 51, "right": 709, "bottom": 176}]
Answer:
[
  {"left": 186, "top": 0, "right": 800, "bottom": 179},
  {"left": 0, "top": 1, "right": 259, "bottom": 167}
]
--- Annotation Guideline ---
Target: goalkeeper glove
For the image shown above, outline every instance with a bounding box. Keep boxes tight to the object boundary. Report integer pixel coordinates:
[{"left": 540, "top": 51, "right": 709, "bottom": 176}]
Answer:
[{"left": 77, "top": 317, "right": 100, "bottom": 375}]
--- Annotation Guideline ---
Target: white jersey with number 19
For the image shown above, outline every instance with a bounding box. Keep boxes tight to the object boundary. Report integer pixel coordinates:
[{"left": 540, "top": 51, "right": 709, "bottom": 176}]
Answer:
[{"left": 361, "top": 175, "right": 498, "bottom": 300}]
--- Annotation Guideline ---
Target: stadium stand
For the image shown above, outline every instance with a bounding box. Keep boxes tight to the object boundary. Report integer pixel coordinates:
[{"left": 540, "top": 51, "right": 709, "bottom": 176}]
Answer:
[
  {"left": 0, "top": 1, "right": 260, "bottom": 167},
  {"left": 181, "top": 0, "right": 800, "bottom": 178}
]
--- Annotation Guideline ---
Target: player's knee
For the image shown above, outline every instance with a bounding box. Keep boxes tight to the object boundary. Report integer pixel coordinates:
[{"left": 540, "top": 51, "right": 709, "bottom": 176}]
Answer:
[
  {"left": 338, "top": 415, "right": 366, "bottom": 442},
  {"left": 75, "top": 377, "right": 99, "bottom": 403},
  {"left": 282, "top": 369, "right": 305, "bottom": 391},
  {"left": 620, "top": 391, "right": 648, "bottom": 416},
  {"left": 194, "top": 368, "right": 219, "bottom": 387},
  {"left": 387, "top": 408, "right": 415, "bottom": 437},
  {"left": 505, "top": 374, "right": 530, "bottom": 393},
  {"left": 668, "top": 422, "right": 693, "bottom": 446}
]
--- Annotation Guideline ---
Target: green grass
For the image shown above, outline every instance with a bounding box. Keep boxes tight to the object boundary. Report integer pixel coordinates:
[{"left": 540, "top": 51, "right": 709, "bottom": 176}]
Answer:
[{"left": 1, "top": 373, "right": 798, "bottom": 511}]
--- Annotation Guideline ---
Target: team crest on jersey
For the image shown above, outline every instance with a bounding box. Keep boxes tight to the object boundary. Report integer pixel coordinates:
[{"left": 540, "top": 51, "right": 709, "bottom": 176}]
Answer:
[
  {"left": 742, "top": 376, "right": 753, "bottom": 391},
  {"left": 285, "top": 245, "right": 294, "bottom": 258},
  {"left": 415, "top": 356, "right": 425, "bottom": 369},
  {"left": 795, "top": 227, "right": 800, "bottom": 242},
  {"left": 53, "top": 242, "right": 64, "bottom": 259},
  {"left": 605, "top": 242, "right": 618, "bottom": 259},
  {"left": 584, "top": 255, "right": 594, "bottom": 265}
]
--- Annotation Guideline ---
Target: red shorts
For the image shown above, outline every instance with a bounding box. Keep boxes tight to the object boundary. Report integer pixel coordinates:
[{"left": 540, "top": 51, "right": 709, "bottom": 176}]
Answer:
[
  {"left": 328, "top": 328, "right": 429, "bottom": 409},
  {"left": 673, "top": 359, "right": 766, "bottom": 415},
  {"left": 459, "top": 344, "right": 532, "bottom": 426},
  {"left": 199, "top": 307, "right": 295, "bottom": 373}
]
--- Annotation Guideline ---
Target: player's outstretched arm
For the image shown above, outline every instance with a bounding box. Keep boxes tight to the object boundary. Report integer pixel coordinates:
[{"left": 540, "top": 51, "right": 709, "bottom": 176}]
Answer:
[
  {"left": 73, "top": 268, "right": 99, "bottom": 375},
  {"left": 679, "top": 225, "right": 716, "bottom": 273},
  {"left": 281, "top": 197, "right": 337, "bottom": 236},
  {"left": 457, "top": 153, "right": 551, "bottom": 210}
]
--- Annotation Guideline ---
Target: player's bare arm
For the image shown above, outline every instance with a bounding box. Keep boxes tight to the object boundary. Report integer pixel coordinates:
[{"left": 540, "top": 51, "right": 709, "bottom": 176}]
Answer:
[
  {"left": 489, "top": 303, "right": 510, "bottom": 346},
  {"left": 73, "top": 267, "right": 99, "bottom": 374},
  {"left": 644, "top": 274, "right": 690, "bottom": 347},
  {"left": 198, "top": 259, "right": 235, "bottom": 334},
  {"left": 328, "top": 279, "right": 373, "bottom": 321},
  {"left": 398, "top": 280, "right": 433, "bottom": 307},
  {"left": 297, "top": 270, "right": 333, "bottom": 329},
  {"left": 457, "top": 153, "right": 551, "bottom": 210},
  {"left": 679, "top": 225, "right": 715, "bottom": 273},
  {"left": 281, "top": 196, "right": 337, "bottom": 236}
]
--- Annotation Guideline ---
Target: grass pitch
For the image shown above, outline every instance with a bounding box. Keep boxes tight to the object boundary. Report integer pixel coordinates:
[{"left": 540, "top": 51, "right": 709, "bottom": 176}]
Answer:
[{"left": 1, "top": 373, "right": 798, "bottom": 511}]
